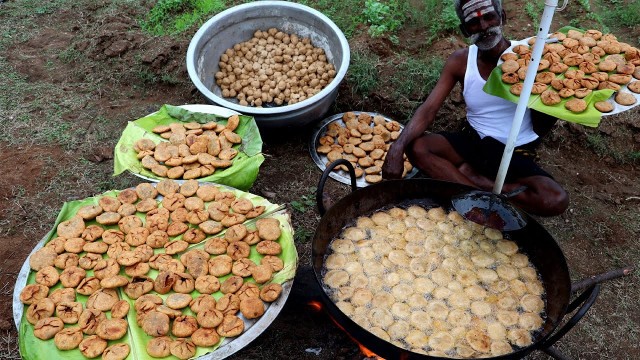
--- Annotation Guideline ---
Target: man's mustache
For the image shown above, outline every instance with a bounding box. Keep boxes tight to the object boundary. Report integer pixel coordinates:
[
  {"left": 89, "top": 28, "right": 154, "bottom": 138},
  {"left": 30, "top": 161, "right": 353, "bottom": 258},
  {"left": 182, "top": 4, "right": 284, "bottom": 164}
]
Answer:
[{"left": 470, "top": 26, "right": 502, "bottom": 43}]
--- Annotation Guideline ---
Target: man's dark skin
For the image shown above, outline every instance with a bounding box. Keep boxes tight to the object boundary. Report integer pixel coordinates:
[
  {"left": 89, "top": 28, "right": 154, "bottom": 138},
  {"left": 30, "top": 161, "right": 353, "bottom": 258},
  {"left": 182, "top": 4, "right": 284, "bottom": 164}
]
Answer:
[{"left": 382, "top": 5, "right": 569, "bottom": 216}]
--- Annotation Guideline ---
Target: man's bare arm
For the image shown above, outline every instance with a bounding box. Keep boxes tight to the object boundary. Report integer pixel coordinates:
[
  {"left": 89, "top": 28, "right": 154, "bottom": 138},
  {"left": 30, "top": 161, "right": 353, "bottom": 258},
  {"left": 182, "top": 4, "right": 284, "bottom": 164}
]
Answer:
[{"left": 382, "top": 49, "right": 467, "bottom": 179}]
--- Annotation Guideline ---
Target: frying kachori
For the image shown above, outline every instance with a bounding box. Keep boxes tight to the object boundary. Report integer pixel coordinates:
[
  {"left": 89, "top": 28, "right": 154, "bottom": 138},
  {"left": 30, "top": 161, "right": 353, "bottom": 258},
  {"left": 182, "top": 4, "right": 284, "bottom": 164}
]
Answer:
[{"left": 322, "top": 206, "right": 546, "bottom": 358}]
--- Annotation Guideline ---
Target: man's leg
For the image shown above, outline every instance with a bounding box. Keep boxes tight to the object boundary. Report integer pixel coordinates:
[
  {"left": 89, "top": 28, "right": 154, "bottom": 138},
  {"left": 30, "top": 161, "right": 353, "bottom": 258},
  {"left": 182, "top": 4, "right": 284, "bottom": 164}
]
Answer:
[
  {"left": 459, "top": 163, "right": 494, "bottom": 190},
  {"left": 406, "top": 133, "right": 480, "bottom": 188},
  {"left": 409, "top": 134, "right": 568, "bottom": 216},
  {"left": 507, "top": 175, "right": 569, "bottom": 216},
  {"left": 460, "top": 165, "right": 568, "bottom": 216}
]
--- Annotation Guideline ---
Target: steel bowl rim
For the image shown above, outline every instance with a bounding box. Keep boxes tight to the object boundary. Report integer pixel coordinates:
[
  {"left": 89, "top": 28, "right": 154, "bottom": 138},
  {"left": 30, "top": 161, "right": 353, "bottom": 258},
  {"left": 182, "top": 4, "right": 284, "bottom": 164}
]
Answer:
[{"left": 186, "top": 0, "right": 350, "bottom": 116}]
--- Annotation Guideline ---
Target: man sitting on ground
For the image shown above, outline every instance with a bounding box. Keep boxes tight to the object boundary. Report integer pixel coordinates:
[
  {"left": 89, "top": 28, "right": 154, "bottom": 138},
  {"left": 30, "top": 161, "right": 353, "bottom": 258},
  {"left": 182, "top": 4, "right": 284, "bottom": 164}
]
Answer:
[{"left": 382, "top": 0, "right": 568, "bottom": 216}]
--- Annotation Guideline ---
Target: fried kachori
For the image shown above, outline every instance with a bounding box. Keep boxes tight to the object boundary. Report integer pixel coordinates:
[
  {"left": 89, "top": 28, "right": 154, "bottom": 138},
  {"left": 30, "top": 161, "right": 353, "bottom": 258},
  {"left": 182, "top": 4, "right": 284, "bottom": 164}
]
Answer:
[
  {"left": 615, "top": 91, "right": 637, "bottom": 106},
  {"left": 19, "top": 178, "right": 292, "bottom": 359},
  {"left": 102, "top": 343, "right": 130, "bottom": 360},
  {"left": 317, "top": 112, "right": 412, "bottom": 183},
  {"left": 146, "top": 336, "right": 172, "bottom": 358},
  {"left": 498, "top": 29, "right": 639, "bottom": 114},
  {"left": 54, "top": 327, "right": 83, "bottom": 350}
]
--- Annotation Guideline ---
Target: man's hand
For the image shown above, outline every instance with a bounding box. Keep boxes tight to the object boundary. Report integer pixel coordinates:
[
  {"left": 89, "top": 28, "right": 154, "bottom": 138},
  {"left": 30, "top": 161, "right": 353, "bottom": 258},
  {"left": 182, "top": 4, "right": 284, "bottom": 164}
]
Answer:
[
  {"left": 381, "top": 48, "right": 466, "bottom": 180},
  {"left": 381, "top": 144, "right": 405, "bottom": 179}
]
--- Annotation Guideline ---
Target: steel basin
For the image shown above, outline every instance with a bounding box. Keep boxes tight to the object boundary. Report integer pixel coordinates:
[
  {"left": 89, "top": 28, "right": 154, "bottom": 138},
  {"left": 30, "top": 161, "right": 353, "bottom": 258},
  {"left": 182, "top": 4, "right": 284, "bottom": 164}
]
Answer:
[{"left": 186, "top": 1, "right": 350, "bottom": 129}]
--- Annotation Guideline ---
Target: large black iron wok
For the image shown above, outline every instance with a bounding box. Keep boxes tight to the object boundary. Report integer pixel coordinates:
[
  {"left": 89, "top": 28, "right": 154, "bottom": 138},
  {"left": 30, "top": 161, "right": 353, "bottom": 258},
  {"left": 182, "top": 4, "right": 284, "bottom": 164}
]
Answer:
[{"left": 311, "top": 160, "right": 600, "bottom": 360}]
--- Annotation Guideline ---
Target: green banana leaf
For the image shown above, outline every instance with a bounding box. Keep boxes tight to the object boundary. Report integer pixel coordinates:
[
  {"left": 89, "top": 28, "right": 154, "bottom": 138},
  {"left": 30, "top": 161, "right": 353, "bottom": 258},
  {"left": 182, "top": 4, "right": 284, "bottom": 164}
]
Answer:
[
  {"left": 483, "top": 26, "right": 615, "bottom": 127},
  {"left": 113, "top": 104, "right": 264, "bottom": 191},
  {"left": 19, "top": 186, "right": 297, "bottom": 360}
]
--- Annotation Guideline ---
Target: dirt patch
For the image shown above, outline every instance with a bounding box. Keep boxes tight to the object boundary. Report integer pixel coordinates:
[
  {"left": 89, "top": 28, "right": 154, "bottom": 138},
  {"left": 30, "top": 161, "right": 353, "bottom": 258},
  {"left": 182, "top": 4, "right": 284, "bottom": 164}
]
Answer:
[
  {"left": 0, "top": 145, "right": 66, "bottom": 212},
  {"left": 0, "top": 145, "right": 69, "bottom": 331},
  {"left": 7, "top": 28, "right": 74, "bottom": 83}
]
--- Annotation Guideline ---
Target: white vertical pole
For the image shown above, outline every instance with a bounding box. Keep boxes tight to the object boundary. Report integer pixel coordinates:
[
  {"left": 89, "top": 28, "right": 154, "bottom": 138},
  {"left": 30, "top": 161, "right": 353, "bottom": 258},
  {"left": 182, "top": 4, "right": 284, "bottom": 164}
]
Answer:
[{"left": 492, "top": 0, "right": 559, "bottom": 194}]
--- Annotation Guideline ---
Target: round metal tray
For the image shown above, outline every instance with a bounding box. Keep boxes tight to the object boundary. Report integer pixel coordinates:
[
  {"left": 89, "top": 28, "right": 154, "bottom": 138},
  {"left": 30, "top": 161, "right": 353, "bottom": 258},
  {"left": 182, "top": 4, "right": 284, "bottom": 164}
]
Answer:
[
  {"left": 13, "top": 182, "right": 297, "bottom": 360},
  {"left": 309, "top": 111, "right": 418, "bottom": 188}
]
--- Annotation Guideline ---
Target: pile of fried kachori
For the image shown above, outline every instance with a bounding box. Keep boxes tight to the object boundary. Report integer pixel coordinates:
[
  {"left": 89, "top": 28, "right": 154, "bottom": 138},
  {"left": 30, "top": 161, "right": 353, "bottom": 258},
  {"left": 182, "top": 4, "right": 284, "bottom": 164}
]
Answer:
[
  {"left": 215, "top": 28, "right": 336, "bottom": 107},
  {"left": 133, "top": 114, "right": 243, "bottom": 180},
  {"left": 500, "top": 29, "right": 639, "bottom": 113},
  {"left": 21, "top": 179, "right": 287, "bottom": 359},
  {"left": 316, "top": 112, "right": 412, "bottom": 184}
]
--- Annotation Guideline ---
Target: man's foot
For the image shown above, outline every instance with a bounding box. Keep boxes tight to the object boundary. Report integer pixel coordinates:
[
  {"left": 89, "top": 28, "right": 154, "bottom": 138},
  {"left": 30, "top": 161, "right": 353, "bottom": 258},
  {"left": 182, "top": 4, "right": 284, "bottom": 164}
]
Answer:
[{"left": 459, "top": 163, "right": 494, "bottom": 191}]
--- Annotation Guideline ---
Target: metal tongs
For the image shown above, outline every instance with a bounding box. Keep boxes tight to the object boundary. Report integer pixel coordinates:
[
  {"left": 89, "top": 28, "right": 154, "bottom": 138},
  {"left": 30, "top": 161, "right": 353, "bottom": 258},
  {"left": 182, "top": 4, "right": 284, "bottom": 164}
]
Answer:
[{"left": 453, "top": 0, "right": 566, "bottom": 231}]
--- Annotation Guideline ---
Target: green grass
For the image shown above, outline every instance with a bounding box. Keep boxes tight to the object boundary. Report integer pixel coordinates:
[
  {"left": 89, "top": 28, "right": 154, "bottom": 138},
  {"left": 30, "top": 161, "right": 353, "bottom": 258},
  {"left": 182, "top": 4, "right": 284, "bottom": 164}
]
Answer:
[
  {"left": 2, "top": 0, "right": 66, "bottom": 16},
  {"left": 0, "top": 0, "right": 154, "bottom": 151},
  {"left": 0, "top": 60, "right": 26, "bottom": 115},
  {"left": 1, "top": 27, "right": 31, "bottom": 46},
  {"left": 58, "top": 47, "right": 84, "bottom": 64},
  {"left": 586, "top": 133, "right": 620, "bottom": 161},
  {"left": 553, "top": 0, "right": 609, "bottom": 32},
  {"left": 600, "top": 0, "right": 640, "bottom": 28},
  {"left": 561, "top": 0, "right": 639, "bottom": 35},
  {"left": 628, "top": 151, "right": 640, "bottom": 163},
  {"left": 389, "top": 56, "right": 444, "bottom": 117},
  {"left": 0, "top": 59, "right": 80, "bottom": 148},
  {"left": 585, "top": 133, "right": 640, "bottom": 164},
  {"left": 294, "top": 226, "right": 314, "bottom": 243},
  {"left": 346, "top": 49, "right": 380, "bottom": 97},
  {"left": 406, "top": 0, "right": 459, "bottom": 44},
  {"left": 300, "top": 0, "right": 365, "bottom": 38},
  {"left": 363, "top": 0, "right": 406, "bottom": 39},
  {"left": 289, "top": 185, "right": 318, "bottom": 214},
  {"left": 307, "top": 0, "right": 459, "bottom": 42},
  {"left": 0, "top": 0, "right": 144, "bottom": 25},
  {"left": 290, "top": 194, "right": 316, "bottom": 213},
  {"left": 578, "top": 0, "right": 592, "bottom": 11},
  {"left": 391, "top": 56, "right": 443, "bottom": 99},
  {"left": 141, "top": 0, "right": 227, "bottom": 36},
  {"left": 135, "top": 66, "right": 182, "bottom": 86},
  {"left": 524, "top": 0, "right": 545, "bottom": 29},
  {"left": 586, "top": 133, "right": 608, "bottom": 155},
  {"left": 585, "top": 12, "right": 610, "bottom": 33}
]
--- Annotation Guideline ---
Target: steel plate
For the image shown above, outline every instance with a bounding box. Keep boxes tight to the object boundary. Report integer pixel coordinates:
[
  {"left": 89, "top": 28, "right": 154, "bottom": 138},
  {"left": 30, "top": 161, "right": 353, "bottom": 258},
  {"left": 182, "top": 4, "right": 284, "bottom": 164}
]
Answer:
[
  {"left": 13, "top": 182, "right": 297, "bottom": 360},
  {"left": 309, "top": 111, "right": 418, "bottom": 188}
]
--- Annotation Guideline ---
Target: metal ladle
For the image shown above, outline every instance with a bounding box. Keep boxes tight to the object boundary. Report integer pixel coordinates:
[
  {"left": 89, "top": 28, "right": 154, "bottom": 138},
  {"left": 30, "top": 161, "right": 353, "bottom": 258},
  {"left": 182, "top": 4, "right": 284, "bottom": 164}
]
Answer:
[{"left": 452, "top": 0, "right": 567, "bottom": 231}]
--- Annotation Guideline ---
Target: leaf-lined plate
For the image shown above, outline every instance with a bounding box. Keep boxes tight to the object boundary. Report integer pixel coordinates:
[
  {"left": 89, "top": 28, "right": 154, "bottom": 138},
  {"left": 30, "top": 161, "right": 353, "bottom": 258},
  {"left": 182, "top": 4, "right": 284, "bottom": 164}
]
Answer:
[
  {"left": 114, "top": 104, "right": 264, "bottom": 191},
  {"left": 14, "top": 183, "right": 297, "bottom": 360},
  {"left": 483, "top": 26, "right": 639, "bottom": 127}
]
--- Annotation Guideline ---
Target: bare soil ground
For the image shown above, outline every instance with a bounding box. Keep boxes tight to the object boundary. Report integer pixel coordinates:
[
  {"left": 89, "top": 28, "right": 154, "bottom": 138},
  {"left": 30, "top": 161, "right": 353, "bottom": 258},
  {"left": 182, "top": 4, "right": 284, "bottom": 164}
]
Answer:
[{"left": 1, "top": 1, "right": 639, "bottom": 359}]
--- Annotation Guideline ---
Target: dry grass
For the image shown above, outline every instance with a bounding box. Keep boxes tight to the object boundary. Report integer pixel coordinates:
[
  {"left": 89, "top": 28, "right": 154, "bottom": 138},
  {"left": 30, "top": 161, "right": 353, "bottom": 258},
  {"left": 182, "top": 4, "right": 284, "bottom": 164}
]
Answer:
[{"left": 0, "top": 330, "right": 21, "bottom": 360}]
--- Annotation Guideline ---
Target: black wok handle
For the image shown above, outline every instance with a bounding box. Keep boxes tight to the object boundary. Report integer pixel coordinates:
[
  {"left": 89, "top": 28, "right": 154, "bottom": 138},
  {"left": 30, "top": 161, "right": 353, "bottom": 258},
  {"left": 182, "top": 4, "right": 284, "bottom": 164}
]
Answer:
[
  {"left": 570, "top": 266, "right": 634, "bottom": 292},
  {"left": 541, "top": 284, "right": 601, "bottom": 349},
  {"left": 316, "top": 159, "right": 358, "bottom": 216}
]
